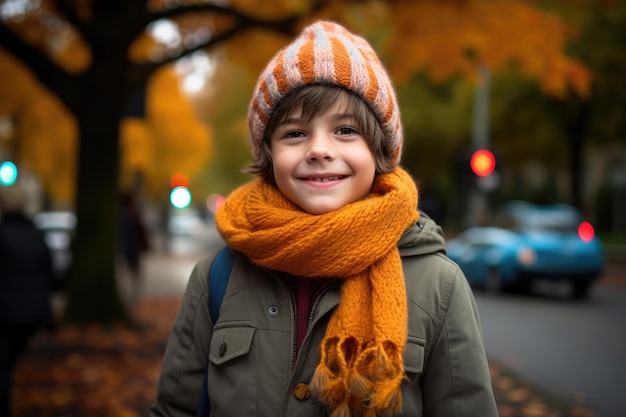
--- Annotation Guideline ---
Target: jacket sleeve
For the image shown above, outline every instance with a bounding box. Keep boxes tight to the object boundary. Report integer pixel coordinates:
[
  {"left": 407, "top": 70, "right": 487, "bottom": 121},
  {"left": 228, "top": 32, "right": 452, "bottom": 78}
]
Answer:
[
  {"left": 150, "top": 255, "right": 215, "bottom": 417},
  {"left": 422, "top": 268, "right": 499, "bottom": 417}
]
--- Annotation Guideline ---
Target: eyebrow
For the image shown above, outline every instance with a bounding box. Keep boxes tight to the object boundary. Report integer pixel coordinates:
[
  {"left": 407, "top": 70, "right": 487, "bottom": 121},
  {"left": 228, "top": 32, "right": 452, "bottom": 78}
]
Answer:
[
  {"left": 280, "top": 112, "right": 357, "bottom": 126},
  {"left": 333, "top": 112, "right": 357, "bottom": 121}
]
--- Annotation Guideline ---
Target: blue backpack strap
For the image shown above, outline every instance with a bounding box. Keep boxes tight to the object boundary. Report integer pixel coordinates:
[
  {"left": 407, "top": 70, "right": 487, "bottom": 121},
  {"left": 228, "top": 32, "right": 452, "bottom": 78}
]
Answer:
[
  {"left": 196, "top": 246, "right": 235, "bottom": 417},
  {"left": 209, "top": 246, "right": 235, "bottom": 322}
]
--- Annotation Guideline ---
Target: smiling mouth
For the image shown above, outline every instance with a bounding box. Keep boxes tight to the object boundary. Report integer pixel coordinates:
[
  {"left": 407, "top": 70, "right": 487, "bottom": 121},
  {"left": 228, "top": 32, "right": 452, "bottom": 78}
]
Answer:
[{"left": 304, "top": 175, "right": 346, "bottom": 182}]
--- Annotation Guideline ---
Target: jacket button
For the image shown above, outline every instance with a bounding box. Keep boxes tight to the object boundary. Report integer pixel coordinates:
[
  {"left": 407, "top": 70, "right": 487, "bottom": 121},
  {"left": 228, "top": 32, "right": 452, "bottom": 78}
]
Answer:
[
  {"left": 219, "top": 342, "right": 227, "bottom": 357},
  {"left": 293, "top": 383, "right": 310, "bottom": 400},
  {"left": 267, "top": 305, "right": 280, "bottom": 317}
]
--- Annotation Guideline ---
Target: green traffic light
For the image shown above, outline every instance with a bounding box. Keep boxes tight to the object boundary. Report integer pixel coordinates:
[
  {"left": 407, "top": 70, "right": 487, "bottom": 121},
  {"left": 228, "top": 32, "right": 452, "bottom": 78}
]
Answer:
[
  {"left": 170, "top": 186, "right": 192, "bottom": 209},
  {"left": 0, "top": 161, "right": 18, "bottom": 186}
]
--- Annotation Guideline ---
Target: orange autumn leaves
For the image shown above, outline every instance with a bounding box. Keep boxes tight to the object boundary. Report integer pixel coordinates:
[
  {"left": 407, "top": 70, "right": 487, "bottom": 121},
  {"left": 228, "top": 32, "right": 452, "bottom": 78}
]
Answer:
[
  {"left": 1, "top": 0, "right": 594, "bottom": 203},
  {"left": 386, "top": 0, "right": 590, "bottom": 98},
  {"left": 12, "top": 298, "right": 182, "bottom": 417}
]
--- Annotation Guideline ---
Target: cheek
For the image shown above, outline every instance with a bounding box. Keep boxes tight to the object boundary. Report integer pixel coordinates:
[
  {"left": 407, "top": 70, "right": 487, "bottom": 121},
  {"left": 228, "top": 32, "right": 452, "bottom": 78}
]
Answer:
[
  {"left": 270, "top": 148, "right": 297, "bottom": 191},
  {"left": 271, "top": 148, "right": 290, "bottom": 173},
  {"left": 351, "top": 147, "right": 377, "bottom": 176}
]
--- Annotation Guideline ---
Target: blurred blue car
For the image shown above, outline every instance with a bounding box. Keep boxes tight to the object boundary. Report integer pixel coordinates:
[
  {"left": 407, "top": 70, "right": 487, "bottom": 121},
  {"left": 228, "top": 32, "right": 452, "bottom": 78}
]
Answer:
[{"left": 446, "top": 202, "right": 604, "bottom": 299}]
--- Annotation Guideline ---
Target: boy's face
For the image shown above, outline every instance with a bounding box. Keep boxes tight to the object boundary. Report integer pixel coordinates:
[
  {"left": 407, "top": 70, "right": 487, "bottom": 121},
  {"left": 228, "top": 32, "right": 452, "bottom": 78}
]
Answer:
[{"left": 269, "top": 95, "right": 376, "bottom": 215}]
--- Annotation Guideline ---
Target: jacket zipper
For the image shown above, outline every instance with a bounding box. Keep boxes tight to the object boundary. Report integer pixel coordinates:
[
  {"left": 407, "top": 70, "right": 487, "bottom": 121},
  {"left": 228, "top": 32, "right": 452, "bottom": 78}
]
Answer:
[
  {"left": 297, "top": 284, "right": 336, "bottom": 368},
  {"left": 276, "top": 275, "right": 337, "bottom": 369}
]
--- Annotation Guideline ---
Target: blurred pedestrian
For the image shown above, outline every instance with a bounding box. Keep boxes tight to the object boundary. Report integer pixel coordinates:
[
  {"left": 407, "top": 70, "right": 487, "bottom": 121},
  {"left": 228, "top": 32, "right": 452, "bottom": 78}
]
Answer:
[
  {"left": 152, "top": 21, "right": 497, "bottom": 417},
  {"left": 0, "top": 185, "right": 54, "bottom": 417},
  {"left": 119, "top": 191, "right": 150, "bottom": 304}
]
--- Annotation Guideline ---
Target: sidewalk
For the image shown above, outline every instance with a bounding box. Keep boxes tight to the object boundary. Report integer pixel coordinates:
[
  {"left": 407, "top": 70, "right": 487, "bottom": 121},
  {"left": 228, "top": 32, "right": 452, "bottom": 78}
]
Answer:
[{"left": 119, "top": 251, "right": 202, "bottom": 300}]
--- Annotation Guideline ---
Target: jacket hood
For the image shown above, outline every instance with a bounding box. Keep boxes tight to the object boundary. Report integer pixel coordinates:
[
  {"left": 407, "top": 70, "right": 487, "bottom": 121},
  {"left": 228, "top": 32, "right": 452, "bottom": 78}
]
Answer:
[{"left": 398, "top": 210, "right": 447, "bottom": 258}]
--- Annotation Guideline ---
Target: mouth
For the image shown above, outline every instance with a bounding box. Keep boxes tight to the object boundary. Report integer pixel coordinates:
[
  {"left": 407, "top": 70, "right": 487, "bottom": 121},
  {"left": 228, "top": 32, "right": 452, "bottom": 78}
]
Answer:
[{"left": 301, "top": 175, "right": 347, "bottom": 182}]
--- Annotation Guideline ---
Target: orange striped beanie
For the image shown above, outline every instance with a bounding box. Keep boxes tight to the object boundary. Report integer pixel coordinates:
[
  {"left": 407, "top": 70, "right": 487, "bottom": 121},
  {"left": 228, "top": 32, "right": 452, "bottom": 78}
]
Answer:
[{"left": 248, "top": 20, "right": 402, "bottom": 166}]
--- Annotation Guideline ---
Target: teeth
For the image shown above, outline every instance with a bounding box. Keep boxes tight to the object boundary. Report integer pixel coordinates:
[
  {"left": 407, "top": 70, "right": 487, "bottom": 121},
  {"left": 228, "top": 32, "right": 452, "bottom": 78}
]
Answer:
[{"left": 310, "top": 176, "right": 342, "bottom": 182}]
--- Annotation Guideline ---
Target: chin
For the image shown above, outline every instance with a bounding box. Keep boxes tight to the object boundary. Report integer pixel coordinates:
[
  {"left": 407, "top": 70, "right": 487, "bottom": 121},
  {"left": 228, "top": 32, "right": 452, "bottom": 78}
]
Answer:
[{"left": 302, "top": 202, "right": 348, "bottom": 215}]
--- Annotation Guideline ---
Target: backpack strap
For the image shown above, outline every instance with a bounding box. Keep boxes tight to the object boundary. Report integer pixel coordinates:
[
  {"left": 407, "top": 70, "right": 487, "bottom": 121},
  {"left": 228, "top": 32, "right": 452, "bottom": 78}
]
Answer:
[
  {"left": 208, "top": 246, "right": 235, "bottom": 322},
  {"left": 196, "top": 246, "right": 235, "bottom": 417}
]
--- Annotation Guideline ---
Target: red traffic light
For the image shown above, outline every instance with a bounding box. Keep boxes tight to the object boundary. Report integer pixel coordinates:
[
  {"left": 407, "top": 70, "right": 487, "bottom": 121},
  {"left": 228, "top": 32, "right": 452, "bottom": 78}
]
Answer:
[
  {"left": 169, "top": 173, "right": 189, "bottom": 189},
  {"left": 470, "top": 149, "right": 496, "bottom": 177}
]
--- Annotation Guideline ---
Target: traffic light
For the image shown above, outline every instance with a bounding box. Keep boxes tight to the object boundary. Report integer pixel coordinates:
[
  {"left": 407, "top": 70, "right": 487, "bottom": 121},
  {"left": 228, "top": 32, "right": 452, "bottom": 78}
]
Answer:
[
  {"left": 0, "top": 161, "right": 18, "bottom": 186},
  {"left": 470, "top": 149, "right": 496, "bottom": 177},
  {"left": 170, "top": 186, "right": 192, "bottom": 209},
  {"left": 169, "top": 173, "right": 189, "bottom": 189},
  {"left": 169, "top": 173, "right": 192, "bottom": 208}
]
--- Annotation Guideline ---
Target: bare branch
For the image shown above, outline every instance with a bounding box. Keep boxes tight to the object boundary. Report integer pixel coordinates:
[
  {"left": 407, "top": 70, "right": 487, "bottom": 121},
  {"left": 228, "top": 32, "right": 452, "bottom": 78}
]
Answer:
[
  {"left": 129, "top": 20, "right": 244, "bottom": 87},
  {"left": 142, "top": 0, "right": 330, "bottom": 36},
  {"left": 131, "top": 0, "right": 333, "bottom": 80},
  {"left": 143, "top": 3, "right": 253, "bottom": 28}
]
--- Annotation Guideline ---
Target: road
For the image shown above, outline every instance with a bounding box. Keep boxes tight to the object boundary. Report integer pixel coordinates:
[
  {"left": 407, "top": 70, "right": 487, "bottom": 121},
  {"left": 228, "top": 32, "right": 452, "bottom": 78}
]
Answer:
[{"left": 475, "top": 275, "right": 626, "bottom": 417}]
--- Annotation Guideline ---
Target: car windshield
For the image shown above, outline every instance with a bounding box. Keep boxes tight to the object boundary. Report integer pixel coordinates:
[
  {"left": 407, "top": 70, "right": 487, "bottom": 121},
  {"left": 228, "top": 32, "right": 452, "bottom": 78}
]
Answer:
[
  {"left": 521, "top": 213, "right": 580, "bottom": 233},
  {"left": 459, "top": 227, "right": 519, "bottom": 245},
  {"left": 495, "top": 205, "right": 582, "bottom": 234}
]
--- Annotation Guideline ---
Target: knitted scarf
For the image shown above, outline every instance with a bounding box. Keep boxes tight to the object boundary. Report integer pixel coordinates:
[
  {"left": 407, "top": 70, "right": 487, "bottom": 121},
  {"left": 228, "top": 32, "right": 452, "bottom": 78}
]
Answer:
[{"left": 215, "top": 167, "right": 419, "bottom": 417}]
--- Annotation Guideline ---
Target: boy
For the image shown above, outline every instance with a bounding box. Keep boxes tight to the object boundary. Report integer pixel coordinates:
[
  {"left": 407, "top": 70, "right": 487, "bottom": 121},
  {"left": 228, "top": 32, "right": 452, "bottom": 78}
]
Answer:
[{"left": 151, "top": 20, "right": 498, "bottom": 417}]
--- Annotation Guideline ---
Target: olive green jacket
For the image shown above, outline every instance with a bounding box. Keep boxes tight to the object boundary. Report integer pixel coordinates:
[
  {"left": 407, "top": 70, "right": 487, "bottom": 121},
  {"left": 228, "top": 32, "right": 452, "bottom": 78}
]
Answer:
[{"left": 150, "top": 213, "right": 498, "bottom": 417}]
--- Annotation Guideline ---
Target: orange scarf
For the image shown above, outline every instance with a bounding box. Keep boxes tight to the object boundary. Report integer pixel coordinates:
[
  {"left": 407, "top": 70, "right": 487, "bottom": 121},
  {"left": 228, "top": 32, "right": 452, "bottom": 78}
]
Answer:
[{"left": 215, "top": 167, "right": 419, "bottom": 416}]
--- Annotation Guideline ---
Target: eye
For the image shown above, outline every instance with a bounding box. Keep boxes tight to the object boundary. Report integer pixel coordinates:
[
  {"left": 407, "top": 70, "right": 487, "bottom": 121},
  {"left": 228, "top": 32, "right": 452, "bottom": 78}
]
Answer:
[
  {"left": 282, "top": 130, "right": 306, "bottom": 140},
  {"left": 336, "top": 126, "right": 358, "bottom": 136}
]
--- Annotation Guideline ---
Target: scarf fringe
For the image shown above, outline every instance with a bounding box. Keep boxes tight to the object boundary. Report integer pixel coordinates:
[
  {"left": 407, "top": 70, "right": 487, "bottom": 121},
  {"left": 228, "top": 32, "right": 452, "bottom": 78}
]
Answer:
[{"left": 310, "top": 336, "right": 404, "bottom": 416}]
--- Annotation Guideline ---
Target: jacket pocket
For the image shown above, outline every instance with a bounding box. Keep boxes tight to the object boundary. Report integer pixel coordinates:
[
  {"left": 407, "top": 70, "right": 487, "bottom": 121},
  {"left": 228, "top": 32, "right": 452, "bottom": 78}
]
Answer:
[
  {"left": 208, "top": 322, "right": 258, "bottom": 416},
  {"left": 403, "top": 336, "right": 425, "bottom": 380},
  {"left": 209, "top": 323, "right": 256, "bottom": 365}
]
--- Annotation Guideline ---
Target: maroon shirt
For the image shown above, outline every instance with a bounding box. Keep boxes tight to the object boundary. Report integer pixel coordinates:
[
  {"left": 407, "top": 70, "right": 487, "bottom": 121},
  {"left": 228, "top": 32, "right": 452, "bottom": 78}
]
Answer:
[{"left": 286, "top": 276, "right": 336, "bottom": 355}]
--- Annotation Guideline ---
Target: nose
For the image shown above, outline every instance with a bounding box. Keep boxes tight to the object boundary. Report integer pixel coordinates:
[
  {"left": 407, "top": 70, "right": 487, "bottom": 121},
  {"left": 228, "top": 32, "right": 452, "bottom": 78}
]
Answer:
[{"left": 305, "top": 133, "right": 335, "bottom": 162}]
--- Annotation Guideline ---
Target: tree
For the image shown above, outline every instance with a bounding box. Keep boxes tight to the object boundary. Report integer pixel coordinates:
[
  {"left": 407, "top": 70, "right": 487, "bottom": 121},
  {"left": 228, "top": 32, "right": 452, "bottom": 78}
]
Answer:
[
  {"left": 484, "top": 1, "right": 626, "bottom": 210},
  {"left": 0, "top": 0, "right": 314, "bottom": 324},
  {"left": 0, "top": 47, "right": 211, "bottom": 203},
  {"left": 553, "top": 0, "right": 626, "bottom": 210},
  {"left": 0, "top": 0, "right": 589, "bottom": 323}
]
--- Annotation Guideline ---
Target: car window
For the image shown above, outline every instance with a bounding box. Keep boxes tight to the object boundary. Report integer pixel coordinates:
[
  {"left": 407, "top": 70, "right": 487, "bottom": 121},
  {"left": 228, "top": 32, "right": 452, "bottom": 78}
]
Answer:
[
  {"left": 459, "top": 227, "right": 518, "bottom": 245},
  {"left": 522, "top": 215, "right": 580, "bottom": 233},
  {"left": 496, "top": 207, "right": 583, "bottom": 233}
]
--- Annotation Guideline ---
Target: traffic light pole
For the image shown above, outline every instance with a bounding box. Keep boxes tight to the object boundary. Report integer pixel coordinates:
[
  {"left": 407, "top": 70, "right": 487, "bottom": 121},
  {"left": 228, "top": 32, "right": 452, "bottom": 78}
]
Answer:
[{"left": 467, "top": 65, "right": 491, "bottom": 226}]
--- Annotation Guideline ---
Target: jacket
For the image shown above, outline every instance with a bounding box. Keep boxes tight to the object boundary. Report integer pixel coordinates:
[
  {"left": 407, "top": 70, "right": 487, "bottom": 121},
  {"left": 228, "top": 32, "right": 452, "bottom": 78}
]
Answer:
[
  {"left": 151, "top": 212, "right": 498, "bottom": 416},
  {"left": 0, "top": 212, "right": 54, "bottom": 327}
]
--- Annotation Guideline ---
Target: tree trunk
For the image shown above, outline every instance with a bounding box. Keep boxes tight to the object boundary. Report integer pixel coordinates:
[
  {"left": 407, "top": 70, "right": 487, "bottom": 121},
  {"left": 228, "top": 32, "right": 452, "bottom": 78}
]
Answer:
[{"left": 63, "top": 61, "right": 130, "bottom": 324}]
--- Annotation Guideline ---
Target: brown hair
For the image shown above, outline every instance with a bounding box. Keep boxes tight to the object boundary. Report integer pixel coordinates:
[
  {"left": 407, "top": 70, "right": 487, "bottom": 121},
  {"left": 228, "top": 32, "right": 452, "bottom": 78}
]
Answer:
[{"left": 242, "top": 85, "right": 397, "bottom": 184}]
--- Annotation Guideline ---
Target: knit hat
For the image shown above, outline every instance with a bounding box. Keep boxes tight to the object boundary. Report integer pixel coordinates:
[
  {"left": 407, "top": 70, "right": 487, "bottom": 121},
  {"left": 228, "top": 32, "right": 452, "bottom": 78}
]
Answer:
[{"left": 248, "top": 20, "right": 403, "bottom": 166}]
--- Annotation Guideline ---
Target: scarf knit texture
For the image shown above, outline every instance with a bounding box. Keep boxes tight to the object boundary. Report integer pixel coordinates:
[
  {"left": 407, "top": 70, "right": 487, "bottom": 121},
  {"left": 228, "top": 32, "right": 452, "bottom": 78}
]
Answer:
[{"left": 215, "top": 168, "right": 419, "bottom": 417}]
